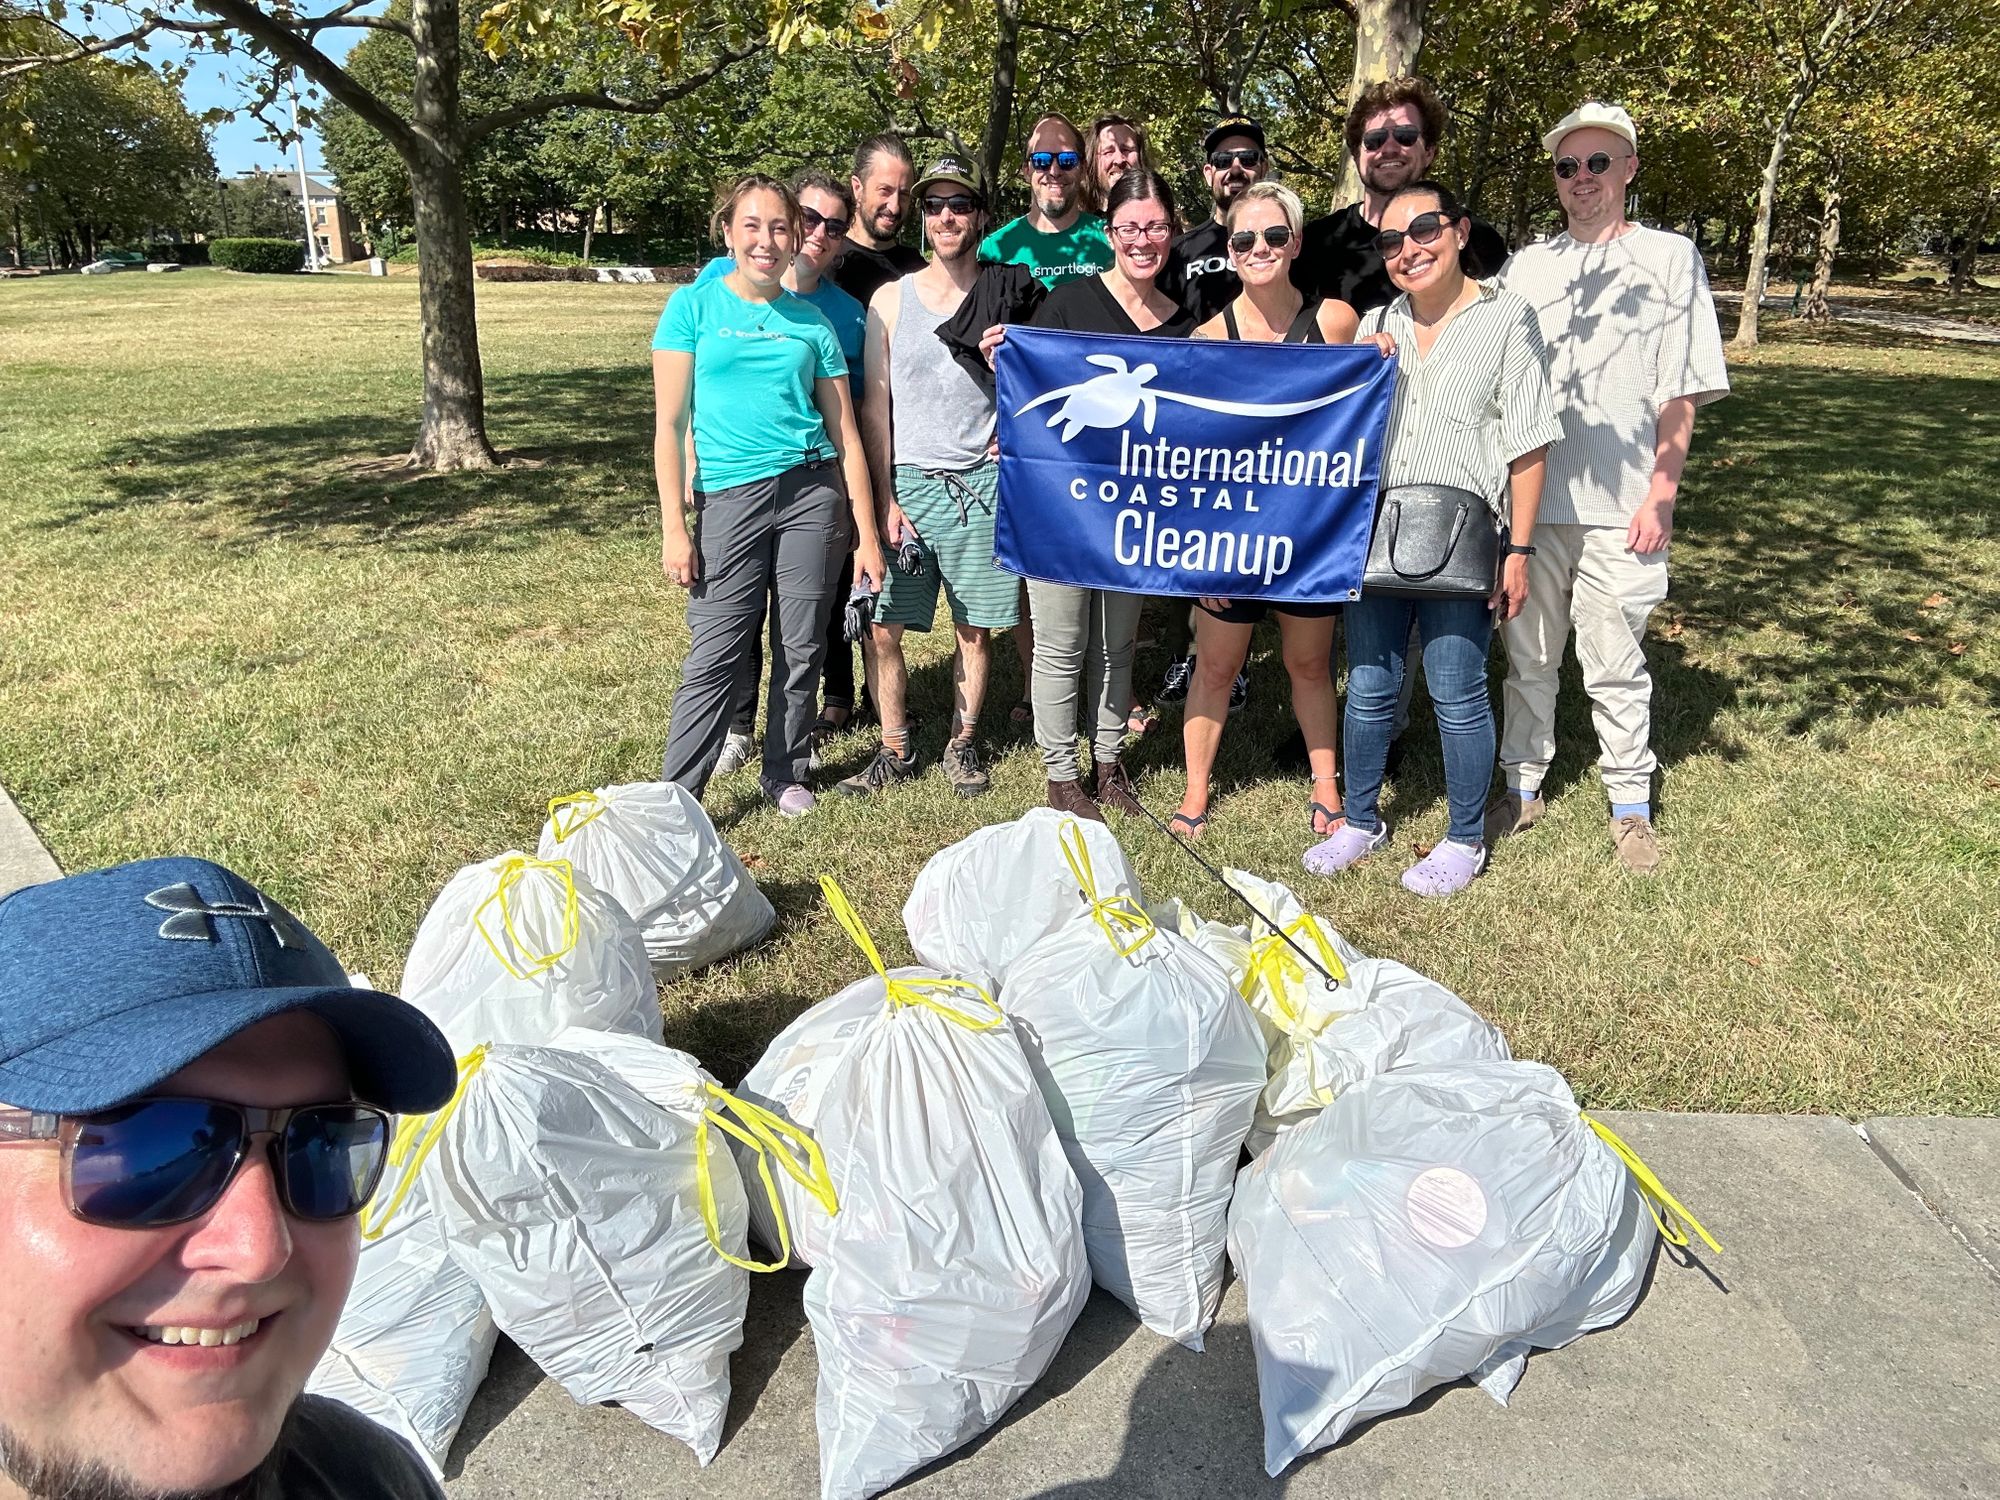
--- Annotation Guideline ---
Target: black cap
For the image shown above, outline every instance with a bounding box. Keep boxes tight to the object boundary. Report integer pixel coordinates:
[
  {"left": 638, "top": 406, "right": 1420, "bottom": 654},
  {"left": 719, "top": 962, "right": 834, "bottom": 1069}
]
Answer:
[{"left": 1203, "top": 117, "right": 1267, "bottom": 156}]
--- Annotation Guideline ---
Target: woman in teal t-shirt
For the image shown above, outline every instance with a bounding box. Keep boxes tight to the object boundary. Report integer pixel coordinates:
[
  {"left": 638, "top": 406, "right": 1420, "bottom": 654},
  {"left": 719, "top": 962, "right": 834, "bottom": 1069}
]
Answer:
[{"left": 652, "top": 174, "right": 885, "bottom": 816}]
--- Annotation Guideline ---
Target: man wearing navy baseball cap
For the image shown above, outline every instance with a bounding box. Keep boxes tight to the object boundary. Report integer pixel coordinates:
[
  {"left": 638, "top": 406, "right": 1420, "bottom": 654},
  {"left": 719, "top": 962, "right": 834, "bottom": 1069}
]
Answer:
[{"left": 0, "top": 856, "right": 456, "bottom": 1499}]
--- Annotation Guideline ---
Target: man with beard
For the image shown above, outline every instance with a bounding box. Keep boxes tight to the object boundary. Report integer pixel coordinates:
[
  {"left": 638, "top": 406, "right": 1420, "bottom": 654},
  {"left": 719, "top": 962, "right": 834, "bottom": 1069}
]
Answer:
[
  {"left": 830, "top": 133, "right": 927, "bottom": 306},
  {"left": 841, "top": 156, "right": 1017, "bottom": 800},
  {"left": 979, "top": 112, "right": 1114, "bottom": 286},
  {"left": 1166, "top": 115, "right": 1277, "bottom": 324},
  {"left": 1486, "top": 102, "right": 1729, "bottom": 873},
  {"left": 0, "top": 856, "right": 455, "bottom": 1500},
  {"left": 1297, "top": 78, "right": 1510, "bottom": 311}
]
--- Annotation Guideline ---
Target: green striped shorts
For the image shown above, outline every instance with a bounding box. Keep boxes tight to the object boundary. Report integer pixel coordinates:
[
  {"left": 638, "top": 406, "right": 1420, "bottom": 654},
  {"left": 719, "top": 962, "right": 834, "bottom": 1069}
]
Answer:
[{"left": 877, "top": 461, "right": 1020, "bottom": 631}]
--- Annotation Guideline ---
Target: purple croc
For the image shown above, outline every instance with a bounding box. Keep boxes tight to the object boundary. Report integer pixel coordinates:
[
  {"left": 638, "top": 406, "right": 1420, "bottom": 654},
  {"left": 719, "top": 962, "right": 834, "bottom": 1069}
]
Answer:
[
  {"left": 1400, "top": 839, "right": 1488, "bottom": 897},
  {"left": 1303, "top": 820, "right": 1390, "bottom": 876}
]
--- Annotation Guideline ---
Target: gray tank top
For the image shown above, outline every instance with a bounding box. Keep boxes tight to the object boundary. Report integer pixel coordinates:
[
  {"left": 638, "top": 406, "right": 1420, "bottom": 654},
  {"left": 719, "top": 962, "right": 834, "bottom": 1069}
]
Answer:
[{"left": 890, "top": 274, "right": 997, "bottom": 470}]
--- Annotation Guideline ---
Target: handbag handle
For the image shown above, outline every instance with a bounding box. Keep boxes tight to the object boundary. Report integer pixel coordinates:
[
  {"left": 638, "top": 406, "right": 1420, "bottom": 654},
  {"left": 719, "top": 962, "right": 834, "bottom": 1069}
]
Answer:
[{"left": 1385, "top": 496, "right": 1471, "bottom": 582}]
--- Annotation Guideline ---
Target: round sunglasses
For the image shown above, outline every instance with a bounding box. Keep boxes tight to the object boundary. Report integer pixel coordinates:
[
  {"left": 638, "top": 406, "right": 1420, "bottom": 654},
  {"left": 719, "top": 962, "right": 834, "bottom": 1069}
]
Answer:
[
  {"left": 0, "top": 1097, "right": 390, "bottom": 1229},
  {"left": 1555, "top": 152, "right": 1629, "bottom": 180},
  {"left": 1229, "top": 225, "right": 1294, "bottom": 255},
  {"left": 1372, "top": 209, "right": 1459, "bottom": 260}
]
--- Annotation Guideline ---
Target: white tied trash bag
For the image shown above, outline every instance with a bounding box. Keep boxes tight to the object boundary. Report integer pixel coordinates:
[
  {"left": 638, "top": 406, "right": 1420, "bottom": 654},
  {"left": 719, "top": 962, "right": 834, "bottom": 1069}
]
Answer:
[
  {"left": 1228, "top": 1060, "right": 1719, "bottom": 1476},
  {"left": 537, "top": 783, "right": 776, "bottom": 979},
  {"left": 417, "top": 1039, "right": 834, "bottom": 1464},
  {"left": 1003, "top": 825, "right": 1266, "bottom": 1348},
  {"left": 1224, "top": 872, "right": 1508, "bottom": 1156},
  {"left": 309, "top": 1158, "right": 496, "bottom": 1477},
  {"left": 400, "top": 852, "right": 661, "bottom": 1053},
  {"left": 903, "top": 807, "right": 1139, "bottom": 980},
  {"left": 740, "top": 878, "right": 1091, "bottom": 1500}
]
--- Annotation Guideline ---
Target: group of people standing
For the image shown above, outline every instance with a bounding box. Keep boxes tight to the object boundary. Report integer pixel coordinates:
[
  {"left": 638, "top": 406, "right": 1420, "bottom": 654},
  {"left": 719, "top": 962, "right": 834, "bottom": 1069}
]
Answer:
[{"left": 649, "top": 77, "right": 1728, "bottom": 897}]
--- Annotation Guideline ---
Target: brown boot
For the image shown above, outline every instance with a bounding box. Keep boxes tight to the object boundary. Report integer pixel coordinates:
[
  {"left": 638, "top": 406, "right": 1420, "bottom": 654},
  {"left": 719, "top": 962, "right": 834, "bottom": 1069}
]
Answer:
[
  {"left": 1047, "top": 778, "right": 1105, "bottom": 822},
  {"left": 1093, "top": 758, "right": 1144, "bottom": 817}
]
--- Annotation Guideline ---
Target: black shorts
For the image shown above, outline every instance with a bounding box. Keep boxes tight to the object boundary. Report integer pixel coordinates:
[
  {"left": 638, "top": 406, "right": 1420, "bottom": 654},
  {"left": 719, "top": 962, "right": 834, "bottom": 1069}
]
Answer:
[{"left": 1197, "top": 598, "right": 1344, "bottom": 625}]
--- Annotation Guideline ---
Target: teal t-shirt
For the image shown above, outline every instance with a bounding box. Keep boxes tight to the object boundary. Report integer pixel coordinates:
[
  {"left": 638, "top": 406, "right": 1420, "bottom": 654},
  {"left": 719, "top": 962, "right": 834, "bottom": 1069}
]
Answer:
[
  {"left": 693, "top": 255, "right": 866, "bottom": 398},
  {"left": 978, "top": 212, "right": 1114, "bottom": 287},
  {"left": 652, "top": 275, "right": 847, "bottom": 491}
]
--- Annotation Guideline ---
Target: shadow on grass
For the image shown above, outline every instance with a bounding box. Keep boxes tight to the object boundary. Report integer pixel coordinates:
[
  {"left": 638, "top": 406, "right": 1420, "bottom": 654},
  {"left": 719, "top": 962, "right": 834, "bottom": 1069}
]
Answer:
[{"left": 71, "top": 364, "right": 657, "bottom": 553}]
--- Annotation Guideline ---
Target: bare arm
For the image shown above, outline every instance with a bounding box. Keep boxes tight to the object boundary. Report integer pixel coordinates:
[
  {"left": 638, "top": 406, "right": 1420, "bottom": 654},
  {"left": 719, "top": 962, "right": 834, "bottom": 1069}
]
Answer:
[
  {"left": 1629, "top": 396, "right": 1696, "bottom": 555},
  {"left": 814, "top": 376, "right": 887, "bottom": 591},
  {"left": 1317, "top": 298, "right": 1361, "bottom": 344},
  {"left": 860, "top": 286, "right": 906, "bottom": 542},
  {"left": 652, "top": 350, "right": 697, "bottom": 587},
  {"left": 1491, "top": 445, "right": 1548, "bottom": 622}
]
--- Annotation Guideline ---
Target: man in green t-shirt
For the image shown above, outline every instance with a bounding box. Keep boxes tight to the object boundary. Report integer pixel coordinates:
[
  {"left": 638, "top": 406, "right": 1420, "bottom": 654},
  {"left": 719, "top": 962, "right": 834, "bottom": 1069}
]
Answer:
[{"left": 978, "top": 112, "right": 1114, "bottom": 287}]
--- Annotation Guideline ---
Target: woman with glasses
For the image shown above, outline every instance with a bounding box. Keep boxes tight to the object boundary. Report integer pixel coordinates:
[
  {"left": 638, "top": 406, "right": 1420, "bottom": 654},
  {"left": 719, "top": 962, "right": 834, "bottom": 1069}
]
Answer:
[
  {"left": 1171, "top": 182, "right": 1359, "bottom": 841},
  {"left": 692, "top": 169, "right": 873, "bottom": 773},
  {"left": 1011, "top": 168, "right": 1196, "bottom": 821},
  {"left": 653, "top": 173, "right": 887, "bottom": 817},
  {"left": 1083, "top": 113, "right": 1151, "bottom": 212},
  {"left": 1303, "top": 180, "right": 1561, "bottom": 895}
]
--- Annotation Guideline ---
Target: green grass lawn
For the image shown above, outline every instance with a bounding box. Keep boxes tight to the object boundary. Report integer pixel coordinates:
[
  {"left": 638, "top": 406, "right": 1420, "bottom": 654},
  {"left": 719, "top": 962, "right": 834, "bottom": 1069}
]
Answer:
[{"left": 3, "top": 268, "right": 1996, "bottom": 1115}]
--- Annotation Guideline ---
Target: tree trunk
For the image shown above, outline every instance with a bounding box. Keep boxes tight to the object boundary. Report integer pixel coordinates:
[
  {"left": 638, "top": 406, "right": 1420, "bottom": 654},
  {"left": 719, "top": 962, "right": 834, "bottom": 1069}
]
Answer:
[
  {"left": 404, "top": 0, "right": 496, "bottom": 471},
  {"left": 1949, "top": 192, "right": 1991, "bottom": 292},
  {"left": 582, "top": 204, "right": 596, "bottom": 268},
  {"left": 977, "top": 0, "right": 1024, "bottom": 205},
  {"left": 1802, "top": 183, "right": 1840, "bottom": 321},
  {"left": 1335, "top": 0, "right": 1428, "bottom": 209},
  {"left": 1731, "top": 80, "right": 1810, "bottom": 351}
]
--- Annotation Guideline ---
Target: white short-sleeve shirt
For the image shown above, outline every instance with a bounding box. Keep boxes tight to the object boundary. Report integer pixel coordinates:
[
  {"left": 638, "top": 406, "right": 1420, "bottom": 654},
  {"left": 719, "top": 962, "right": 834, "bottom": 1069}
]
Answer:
[{"left": 1498, "top": 225, "right": 1730, "bottom": 526}]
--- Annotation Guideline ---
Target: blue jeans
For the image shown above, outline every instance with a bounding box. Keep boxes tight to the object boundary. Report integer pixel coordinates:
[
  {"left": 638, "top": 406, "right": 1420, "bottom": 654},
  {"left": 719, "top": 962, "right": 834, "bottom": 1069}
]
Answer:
[{"left": 1342, "top": 595, "right": 1496, "bottom": 844}]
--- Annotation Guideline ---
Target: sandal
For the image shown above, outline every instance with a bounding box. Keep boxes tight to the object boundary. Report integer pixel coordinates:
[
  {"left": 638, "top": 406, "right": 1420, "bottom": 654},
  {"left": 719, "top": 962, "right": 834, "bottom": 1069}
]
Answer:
[
  {"left": 1401, "top": 839, "right": 1489, "bottom": 898},
  {"left": 1309, "top": 774, "right": 1344, "bottom": 838},
  {"left": 1303, "top": 820, "right": 1390, "bottom": 877},
  {"left": 1126, "top": 703, "right": 1159, "bottom": 737},
  {"left": 1169, "top": 810, "right": 1209, "bottom": 840}
]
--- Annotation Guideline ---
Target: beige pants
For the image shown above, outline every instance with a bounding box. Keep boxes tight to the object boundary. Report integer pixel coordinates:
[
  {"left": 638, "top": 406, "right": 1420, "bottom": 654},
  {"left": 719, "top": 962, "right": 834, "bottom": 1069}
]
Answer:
[{"left": 1499, "top": 522, "right": 1669, "bottom": 805}]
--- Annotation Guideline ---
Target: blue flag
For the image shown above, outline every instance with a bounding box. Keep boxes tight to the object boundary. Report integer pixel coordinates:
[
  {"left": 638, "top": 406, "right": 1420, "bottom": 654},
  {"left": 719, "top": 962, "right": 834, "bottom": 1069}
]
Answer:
[{"left": 995, "top": 327, "right": 1395, "bottom": 603}]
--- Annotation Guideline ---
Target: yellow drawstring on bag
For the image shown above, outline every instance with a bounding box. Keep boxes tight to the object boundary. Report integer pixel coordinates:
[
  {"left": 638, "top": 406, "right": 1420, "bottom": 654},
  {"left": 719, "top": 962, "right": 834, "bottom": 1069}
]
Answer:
[
  {"left": 694, "top": 1083, "right": 840, "bottom": 1273},
  {"left": 1240, "top": 914, "right": 1350, "bottom": 1028},
  {"left": 359, "top": 1047, "right": 490, "bottom": 1242},
  {"left": 1058, "top": 820, "right": 1155, "bottom": 959},
  {"left": 545, "top": 790, "right": 607, "bottom": 843},
  {"left": 1581, "top": 1112, "right": 1723, "bottom": 1254},
  {"left": 471, "top": 855, "right": 580, "bottom": 980},
  {"left": 820, "top": 874, "right": 1003, "bottom": 1030}
]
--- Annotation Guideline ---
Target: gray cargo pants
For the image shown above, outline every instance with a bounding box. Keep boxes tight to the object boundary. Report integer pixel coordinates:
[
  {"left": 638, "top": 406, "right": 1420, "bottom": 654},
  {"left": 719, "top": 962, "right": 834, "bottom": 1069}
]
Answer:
[{"left": 661, "top": 459, "right": 846, "bottom": 794}]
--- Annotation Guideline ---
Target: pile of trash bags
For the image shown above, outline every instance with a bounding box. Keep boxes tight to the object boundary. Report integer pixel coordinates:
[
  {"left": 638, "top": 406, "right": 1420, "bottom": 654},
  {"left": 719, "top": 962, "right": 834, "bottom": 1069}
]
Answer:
[{"left": 317, "top": 800, "right": 1716, "bottom": 1496}]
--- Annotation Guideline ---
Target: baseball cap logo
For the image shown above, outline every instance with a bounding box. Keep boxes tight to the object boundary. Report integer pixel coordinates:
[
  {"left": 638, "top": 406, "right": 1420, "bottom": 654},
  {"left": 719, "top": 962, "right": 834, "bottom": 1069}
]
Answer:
[{"left": 143, "top": 882, "right": 306, "bottom": 949}]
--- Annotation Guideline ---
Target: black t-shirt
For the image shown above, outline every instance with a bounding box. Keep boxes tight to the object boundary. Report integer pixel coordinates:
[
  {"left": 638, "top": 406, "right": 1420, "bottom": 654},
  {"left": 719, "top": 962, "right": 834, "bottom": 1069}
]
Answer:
[
  {"left": 248, "top": 1395, "right": 445, "bottom": 1499},
  {"left": 828, "top": 239, "right": 928, "bottom": 307},
  {"left": 1167, "top": 217, "right": 1321, "bottom": 324},
  {"left": 1296, "top": 202, "right": 1512, "bottom": 313},
  {"left": 1033, "top": 272, "right": 1198, "bottom": 337}
]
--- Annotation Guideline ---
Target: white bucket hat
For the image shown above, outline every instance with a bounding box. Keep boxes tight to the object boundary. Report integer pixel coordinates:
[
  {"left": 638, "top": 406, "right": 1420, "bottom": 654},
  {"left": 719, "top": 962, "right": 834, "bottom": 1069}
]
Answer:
[{"left": 1542, "top": 101, "right": 1638, "bottom": 157}]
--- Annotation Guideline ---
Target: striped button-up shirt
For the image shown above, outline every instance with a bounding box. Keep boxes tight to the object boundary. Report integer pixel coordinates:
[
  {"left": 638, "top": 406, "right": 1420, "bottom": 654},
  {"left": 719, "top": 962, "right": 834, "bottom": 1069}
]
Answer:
[{"left": 1358, "top": 281, "right": 1564, "bottom": 518}]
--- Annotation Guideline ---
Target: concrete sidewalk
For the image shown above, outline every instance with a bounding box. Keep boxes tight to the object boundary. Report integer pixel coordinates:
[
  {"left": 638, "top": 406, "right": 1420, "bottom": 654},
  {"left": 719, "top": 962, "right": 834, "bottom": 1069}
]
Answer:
[
  {"left": 444, "top": 1112, "right": 2000, "bottom": 1499},
  {"left": 0, "top": 787, "right": 59, "bottom": 899}
]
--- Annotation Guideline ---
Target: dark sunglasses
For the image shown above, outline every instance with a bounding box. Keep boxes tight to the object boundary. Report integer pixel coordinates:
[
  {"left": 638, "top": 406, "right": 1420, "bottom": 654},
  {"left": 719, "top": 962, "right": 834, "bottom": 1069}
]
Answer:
[
  {"left": 1372, "top": 210, "right": 1459, "bottom": 259},
  {"left": 0, "top": 1097, "right": 390, "bottom": 1229},
  {"left": 1362, "top": 125, "right": 1425, "bottom": 152},
  {"left": 922, "top": 193, "right": 977, "bottom": 217},
  {"left": 1027, "top": 150, "right": 1081, "bottom": 173},
  {"left": 799, "top": 206, "right": 851, "bottom": 240},
  {"left": 1209, "top": 147, "right": 1264, "bottom": 170},
  {"left": 1228, "top": 225, "right": 1294, "bottom": 254},
  {"left": 1555, "top": 151, "right": 1627, "bottom": 180}
]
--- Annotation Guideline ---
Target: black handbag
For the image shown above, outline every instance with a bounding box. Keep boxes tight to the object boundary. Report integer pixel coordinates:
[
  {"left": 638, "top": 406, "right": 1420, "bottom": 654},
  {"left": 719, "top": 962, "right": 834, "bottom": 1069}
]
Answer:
[{"left": 1361, "top": 483, "right": 1503, "bottom": 600}]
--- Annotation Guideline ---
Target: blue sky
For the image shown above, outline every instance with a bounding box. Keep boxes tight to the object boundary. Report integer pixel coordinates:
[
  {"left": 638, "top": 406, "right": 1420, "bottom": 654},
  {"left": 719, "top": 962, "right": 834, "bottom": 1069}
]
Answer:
[{"left": 178, "top": 32, "right": 362, "bottom": 177}]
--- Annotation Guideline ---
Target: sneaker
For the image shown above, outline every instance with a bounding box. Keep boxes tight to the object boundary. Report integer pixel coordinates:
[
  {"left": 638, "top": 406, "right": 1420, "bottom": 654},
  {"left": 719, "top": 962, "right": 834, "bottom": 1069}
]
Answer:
[
  {"left": 1303, "top": 819, "right": 1390, "bottom": 876},
  {"left": 1483, "top": 790, "right": 1546, "bottom": 844},
  {"left": 714, "top": 731, "right": 755, "bottom": 776},
  {"left": 1047, "top": 777, "right": 1104, "bottom": 822},
  {"left": 1227, "top": 672, "right": 1250, "bottom": 714},
  {"left": 1093, "top": 758, "right": 1143, "bottom": 816},
  {"left": 1401, "top": 838, "right": 1488, "bottom": 897},
  {"left": 1157, "top": 654, "right": 1195, "bottom": 703},
  {"left": 764, "top": 780, "right": 816, "bottom": 818},
  {"left": 837, "top": 744, "right": 921, "bottom": 796},
  {"left": 941, "top": 739, "right": 990, "bottom": 799},
  {"left": 1610, "top": 814, "right": 1662, "bottom": 874}
]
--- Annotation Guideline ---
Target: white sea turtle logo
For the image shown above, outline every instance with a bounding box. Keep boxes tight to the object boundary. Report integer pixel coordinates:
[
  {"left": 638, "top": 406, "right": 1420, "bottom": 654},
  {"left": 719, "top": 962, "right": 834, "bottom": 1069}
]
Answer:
[{"left": 1014, "top": 353, "right": 1370, "bottom": 441}]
